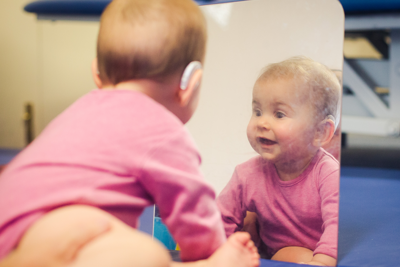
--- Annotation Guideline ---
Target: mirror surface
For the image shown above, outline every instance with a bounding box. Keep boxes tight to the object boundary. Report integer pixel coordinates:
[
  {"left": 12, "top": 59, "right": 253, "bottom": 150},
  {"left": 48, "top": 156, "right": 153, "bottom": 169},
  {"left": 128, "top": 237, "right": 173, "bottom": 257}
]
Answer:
[{"left": 186, "top": 0, "right": 344, "bottom": 264}]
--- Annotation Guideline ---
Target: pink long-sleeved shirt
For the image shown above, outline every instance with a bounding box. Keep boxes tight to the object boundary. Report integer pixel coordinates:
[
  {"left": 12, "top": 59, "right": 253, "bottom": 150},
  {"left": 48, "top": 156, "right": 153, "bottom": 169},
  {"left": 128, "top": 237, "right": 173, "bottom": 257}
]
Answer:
[
  {"left": 217, "top": 148, "right": 339, "bottom": 259},
  {"left": 0, "top": 90, "right": 226, "bottom": 261}
]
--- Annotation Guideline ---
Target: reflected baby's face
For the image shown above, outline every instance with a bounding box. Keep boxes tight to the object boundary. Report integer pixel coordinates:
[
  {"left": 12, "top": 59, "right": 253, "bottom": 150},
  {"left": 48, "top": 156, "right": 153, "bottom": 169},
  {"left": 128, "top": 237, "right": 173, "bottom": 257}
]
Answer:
[{"left": 247, "top": 78, "right": 318, "bottom": 165}]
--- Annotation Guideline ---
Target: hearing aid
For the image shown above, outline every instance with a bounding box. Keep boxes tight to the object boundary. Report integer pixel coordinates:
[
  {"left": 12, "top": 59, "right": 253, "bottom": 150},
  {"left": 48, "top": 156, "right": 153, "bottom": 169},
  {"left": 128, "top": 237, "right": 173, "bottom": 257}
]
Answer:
[
  {"left": 180, "top": 61, "right": 202, "bottom": 90},
  {"left": 334, "top": 100, "right": 341, "bottom": 131},
  {"left": 326, "top": 115, "right": 335, "bottom": 123}
]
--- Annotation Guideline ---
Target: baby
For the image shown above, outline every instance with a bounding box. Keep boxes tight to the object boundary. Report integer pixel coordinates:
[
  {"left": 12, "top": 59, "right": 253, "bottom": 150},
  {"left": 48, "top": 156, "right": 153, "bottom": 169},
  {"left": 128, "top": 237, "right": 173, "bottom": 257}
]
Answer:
[
  {"left": 217, "top": 57, "right": 340, "bottom": 266},
  {"left": 0, "top": 0, "right": 259, "bottom": 266}
]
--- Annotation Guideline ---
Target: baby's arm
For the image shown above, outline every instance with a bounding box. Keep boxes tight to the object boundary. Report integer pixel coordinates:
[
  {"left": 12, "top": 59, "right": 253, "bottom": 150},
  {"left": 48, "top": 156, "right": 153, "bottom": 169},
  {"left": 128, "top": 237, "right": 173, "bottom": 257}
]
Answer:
[
  {"left": 306, "top": 167, "right": 339, "bottom": 266},
  {"left": 216, "top": 168, "right": 247, "bottom": 237},
  {"left": 139, "top": 130, "right": 227, "bottom": 261}
]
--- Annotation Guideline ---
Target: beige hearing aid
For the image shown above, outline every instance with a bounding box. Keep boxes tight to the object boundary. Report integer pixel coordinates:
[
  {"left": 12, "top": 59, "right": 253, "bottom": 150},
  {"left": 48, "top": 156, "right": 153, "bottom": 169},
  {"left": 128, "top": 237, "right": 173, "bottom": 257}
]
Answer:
[{"left": 180, "top": 61, "right": 202, "bottom": 90}]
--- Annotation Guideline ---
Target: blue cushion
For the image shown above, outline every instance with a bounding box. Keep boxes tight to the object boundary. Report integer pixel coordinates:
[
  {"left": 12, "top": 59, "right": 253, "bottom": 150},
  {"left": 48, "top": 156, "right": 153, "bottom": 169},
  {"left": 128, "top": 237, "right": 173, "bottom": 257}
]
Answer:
[
  {"left": 339, "top": 0, "right": 400, "bottom": 13},
  {"left": 24, "top": 0, "right": 400, "bottom": 16},
  {"left": 24, "top": 0, "right": 241, "bottom": 16}
]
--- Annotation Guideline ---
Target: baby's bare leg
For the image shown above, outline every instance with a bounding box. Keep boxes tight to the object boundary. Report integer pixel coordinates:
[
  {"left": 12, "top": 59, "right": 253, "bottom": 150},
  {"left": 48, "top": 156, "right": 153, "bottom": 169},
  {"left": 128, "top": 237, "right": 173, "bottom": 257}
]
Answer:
[
  {"left": 73, "top": 214, "right": 260, "bottom": 267},
  {"left": 12, "top": 205, "right": 259, "bottom": 267},
  {"left": 45, "top": 206, "right": 171, "bottom": 267},
  {"left": 271, "top": 246, "right": 313, "bottom": 263},
  {"left": 66, "top": 207, "right": 259, "bottom": 267},
  {"left": 71, "top": 217, "right": 171, "bottom": 267},
  {"left": 0, "top": 206, "right": 111, "bottom": 267},
  {"left": 12, "top": 205, "right": 170, "bottom": 267}
]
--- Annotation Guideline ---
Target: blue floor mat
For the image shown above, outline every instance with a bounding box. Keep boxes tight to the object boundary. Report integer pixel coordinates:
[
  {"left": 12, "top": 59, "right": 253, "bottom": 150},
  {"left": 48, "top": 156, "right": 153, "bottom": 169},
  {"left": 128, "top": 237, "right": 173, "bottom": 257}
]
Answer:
[
  {"left": 338, "top": 167, "right": 400, "bottom": 267},
  {"left": 2, "top": 149, "right": 400, "bottom": 266},
  {"left": 0, "top": 149, "right": 20, "bottom": 165}
]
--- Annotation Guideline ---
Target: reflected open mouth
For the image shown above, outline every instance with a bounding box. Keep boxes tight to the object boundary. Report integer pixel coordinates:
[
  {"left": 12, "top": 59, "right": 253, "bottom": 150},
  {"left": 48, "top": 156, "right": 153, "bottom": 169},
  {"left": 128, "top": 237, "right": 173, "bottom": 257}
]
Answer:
[{"left": 258, "top": 137, "right": 277, "bottom": 146}]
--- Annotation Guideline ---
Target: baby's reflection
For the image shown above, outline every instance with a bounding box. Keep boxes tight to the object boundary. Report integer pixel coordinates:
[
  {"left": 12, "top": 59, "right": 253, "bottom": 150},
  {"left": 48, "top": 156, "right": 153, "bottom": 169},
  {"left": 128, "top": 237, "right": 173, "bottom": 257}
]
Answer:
[{"left": 217, "top": 56, "right": 340, "bottom": 266}]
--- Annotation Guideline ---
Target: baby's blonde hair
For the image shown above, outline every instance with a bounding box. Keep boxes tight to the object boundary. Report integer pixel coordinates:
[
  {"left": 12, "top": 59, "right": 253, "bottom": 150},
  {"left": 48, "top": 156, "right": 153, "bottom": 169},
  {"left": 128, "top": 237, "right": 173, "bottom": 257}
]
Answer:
[
  {"left": 258, "top": 56, "right": 341, "bottom": 125},
  {"left": 97, "top": 0, "right": 207, "bottom": 85}
]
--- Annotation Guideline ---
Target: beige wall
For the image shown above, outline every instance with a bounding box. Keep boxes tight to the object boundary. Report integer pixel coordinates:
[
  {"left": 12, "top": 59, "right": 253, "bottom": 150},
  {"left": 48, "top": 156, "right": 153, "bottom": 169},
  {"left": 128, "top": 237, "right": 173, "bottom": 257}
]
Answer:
[
  {"left": 0, "top": 1, "right": 99, "bottom": 148},
  {"left": 0, "top": 0, "right": 38, "bottom": 148},
  {"left": 38, "top": 21, "right": 98, "bottom": 130}
]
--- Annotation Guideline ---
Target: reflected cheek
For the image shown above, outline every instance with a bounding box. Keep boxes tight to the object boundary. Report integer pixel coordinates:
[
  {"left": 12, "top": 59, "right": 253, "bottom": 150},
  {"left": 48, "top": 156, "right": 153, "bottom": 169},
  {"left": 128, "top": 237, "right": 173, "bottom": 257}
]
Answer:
[
  {"left": 276, "top": 131, "right": 291, "bottom": 143},
  {"left": 274, "top": 127, "right": 295, "bottom": 148},
  {"left": 277, "top": 127, "right": 307, "bottom": 151},
  {"left": 246, "top": 122, "right": 257, "bottom": 148},
  {"left": 273, "top": 125, "right": 286, "bottom": 139}
]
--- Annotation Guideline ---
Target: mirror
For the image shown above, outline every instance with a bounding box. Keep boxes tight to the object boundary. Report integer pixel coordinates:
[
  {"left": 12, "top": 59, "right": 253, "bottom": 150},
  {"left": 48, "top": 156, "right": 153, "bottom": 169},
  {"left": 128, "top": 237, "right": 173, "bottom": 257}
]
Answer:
[{"left": 186, "top": 0, "right": 344, "bottom": 265}]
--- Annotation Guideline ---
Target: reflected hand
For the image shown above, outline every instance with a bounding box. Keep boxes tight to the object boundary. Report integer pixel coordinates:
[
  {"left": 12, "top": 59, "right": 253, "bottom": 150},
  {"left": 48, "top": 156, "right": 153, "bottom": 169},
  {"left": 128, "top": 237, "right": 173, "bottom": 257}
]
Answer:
[{"left": 242, "top": 211, "right": 260, "bottom": 246}]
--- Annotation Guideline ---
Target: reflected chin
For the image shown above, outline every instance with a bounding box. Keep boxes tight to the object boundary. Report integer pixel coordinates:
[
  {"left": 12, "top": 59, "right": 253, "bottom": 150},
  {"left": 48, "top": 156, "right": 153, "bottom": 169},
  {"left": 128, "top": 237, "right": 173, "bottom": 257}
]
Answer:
[
  {"left": 259, "top": 151, "right": 277, "bottom": 162},
  {"left": 251, "top": 143, "right": 278, "bottom": 162}
]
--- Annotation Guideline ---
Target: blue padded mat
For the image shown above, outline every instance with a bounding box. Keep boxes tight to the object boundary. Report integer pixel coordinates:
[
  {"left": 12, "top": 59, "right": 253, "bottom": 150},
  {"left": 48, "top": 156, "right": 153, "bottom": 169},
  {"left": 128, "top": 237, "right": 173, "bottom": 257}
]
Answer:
[
  {"left": 340, "top": 0, "right": 400, "bottom": 14},
  {"left": 338, "top": 167, "right": 400, "bottom": 267},
  {"left": 0, "top": 149, "right": 20, "bottom": 165},
  {"left": 24, "top": 0, "right": 111, "bottom": 16},
  {"left": 24, "top": 0, "right": 400, "bottom": 16},
  {"left": 3, "top": 146, "right": 400, "bottom": 266},
  {"left": 24, "top": 0, "right": 243, "bottom": 16}
]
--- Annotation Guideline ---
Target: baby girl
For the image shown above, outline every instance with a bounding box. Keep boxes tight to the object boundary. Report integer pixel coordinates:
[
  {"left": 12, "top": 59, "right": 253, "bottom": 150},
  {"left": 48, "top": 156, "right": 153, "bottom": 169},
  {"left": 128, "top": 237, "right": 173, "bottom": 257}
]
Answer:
[{"left": 217, "top": 56, "right": 340, "bottom": 266}]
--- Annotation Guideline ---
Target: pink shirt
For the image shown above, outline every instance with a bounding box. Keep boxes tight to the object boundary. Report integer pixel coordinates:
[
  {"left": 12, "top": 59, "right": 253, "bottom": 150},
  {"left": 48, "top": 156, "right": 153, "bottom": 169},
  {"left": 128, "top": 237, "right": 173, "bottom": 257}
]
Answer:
[
  {"left": 217, "top": 148, "right": 339, "bottom": 259},
  {"left": 0, "top": 90, "right": 226, "bottom": 261}
]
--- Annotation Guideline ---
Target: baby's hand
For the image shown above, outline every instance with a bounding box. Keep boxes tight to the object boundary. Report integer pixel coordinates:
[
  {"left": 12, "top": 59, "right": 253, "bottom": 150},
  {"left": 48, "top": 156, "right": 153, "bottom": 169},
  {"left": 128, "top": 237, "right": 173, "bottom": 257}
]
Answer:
[{"left": 242, "top": 211, "right": 260, "bottom": 245}]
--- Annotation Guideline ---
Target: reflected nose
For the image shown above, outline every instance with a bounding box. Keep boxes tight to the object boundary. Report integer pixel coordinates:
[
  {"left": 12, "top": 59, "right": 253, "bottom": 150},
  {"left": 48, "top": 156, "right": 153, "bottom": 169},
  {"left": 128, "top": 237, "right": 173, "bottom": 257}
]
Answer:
[{"left": 258, "top": 116, "right": 271, "bottom": 131}]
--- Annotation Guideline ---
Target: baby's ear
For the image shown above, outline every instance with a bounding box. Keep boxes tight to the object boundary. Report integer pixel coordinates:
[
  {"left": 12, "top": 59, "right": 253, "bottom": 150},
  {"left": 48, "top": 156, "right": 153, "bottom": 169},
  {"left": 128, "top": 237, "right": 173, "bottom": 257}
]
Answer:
[
  {"left": 313, "top": 116, "right": 336, "bottom": 147},
  {"left": 177, "top": 64, "right": 202, "bottom": 107},
  {"left": 91, "top": 58, "right": 102, "bottom": 89}
]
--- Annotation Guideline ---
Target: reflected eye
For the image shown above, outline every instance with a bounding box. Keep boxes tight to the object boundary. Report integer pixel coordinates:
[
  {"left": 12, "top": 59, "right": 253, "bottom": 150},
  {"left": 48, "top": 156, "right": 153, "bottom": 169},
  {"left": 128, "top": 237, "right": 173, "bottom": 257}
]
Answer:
[
  {"left": 276, "top": 112, "right": 285, "bottom": 118},
  {"left": 253, "top": 108, "right": 261, "bottom": 116}
]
